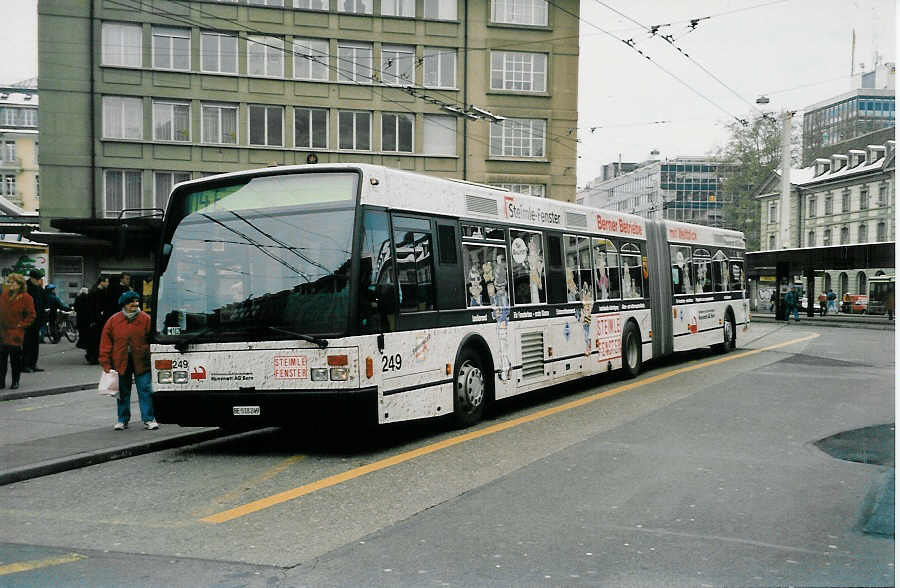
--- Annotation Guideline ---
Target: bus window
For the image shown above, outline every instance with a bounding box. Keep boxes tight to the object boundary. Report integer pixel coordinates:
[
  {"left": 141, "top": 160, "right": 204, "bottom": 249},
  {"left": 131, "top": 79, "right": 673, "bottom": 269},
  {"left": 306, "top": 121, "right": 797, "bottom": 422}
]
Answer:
[
  {"left": 393, "top": 228, "right": 435, "bottom": 312},
  {"left": 592, "top": 238, "right": 620, "bottom": 300},
  {"left": 510, "top": 229, "right": 546, "bottom": 305},
  {"left": 729, "top": 258, "right": 744, "bottom": 291},
  {"left": 670, "top": 245, "right": 693, "bottom": 295},
  {"left": 621, "top": 242, "right": 646, "bottom": 299},
  {"left": 692, "top": 248, "right": 711, "bottom": 293},
  {"left": 565, "top": 235, "right": 593, "bottom": 302},
  {"left": 360, "top": 209, "right": 396, "bottom": 333},
  {"left": 463, "top": 242, "right": 508, "bottom": 308},
  {"left": 711, "top": 250, "right": 728, "bottom": 292}
]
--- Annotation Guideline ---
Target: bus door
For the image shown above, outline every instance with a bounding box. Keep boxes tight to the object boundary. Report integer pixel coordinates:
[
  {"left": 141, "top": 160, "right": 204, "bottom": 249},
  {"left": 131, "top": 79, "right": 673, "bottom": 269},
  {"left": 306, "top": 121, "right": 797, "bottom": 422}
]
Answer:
[{"left": 646, "top": 221, "right": 673, "bottom": 358}]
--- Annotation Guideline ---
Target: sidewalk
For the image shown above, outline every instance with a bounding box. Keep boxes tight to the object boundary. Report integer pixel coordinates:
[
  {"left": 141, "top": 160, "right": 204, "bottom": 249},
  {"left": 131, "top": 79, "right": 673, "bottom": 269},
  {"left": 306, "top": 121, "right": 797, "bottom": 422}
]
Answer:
[
  {"left": 751, "top": 309, "right": 895, "bottom": 329},
  {"left": 0, "top": 340, "right": 224, "bottom": 485}
]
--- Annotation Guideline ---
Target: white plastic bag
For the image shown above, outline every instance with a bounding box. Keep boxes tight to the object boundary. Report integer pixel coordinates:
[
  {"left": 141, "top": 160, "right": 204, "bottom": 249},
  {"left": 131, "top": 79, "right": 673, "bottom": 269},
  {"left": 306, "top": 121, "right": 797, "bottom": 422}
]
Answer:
[{"left": 97, "top": 369, "right": 119, "bottom": 399}]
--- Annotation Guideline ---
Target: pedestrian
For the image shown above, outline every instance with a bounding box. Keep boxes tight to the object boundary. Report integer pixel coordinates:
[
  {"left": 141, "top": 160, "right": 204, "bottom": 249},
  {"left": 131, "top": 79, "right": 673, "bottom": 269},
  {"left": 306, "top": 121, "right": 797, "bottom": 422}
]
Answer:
[
  {"left": 827, "top": 288, "right": 837, "bottom": 314},
  {"left": 99, "top": 290, "right": 158, "bottom": 430},
  {"left": 109, "top": 272, "right": 133, "bottom": 312},
  {"left": 44, "top": 284, "right": 70, "bottom": 342},
  {"left": 769, "top": 290, "right": 776, "bottom": 312},
  {"left": 0, "top": 273, "right": 36, "bottom": 389},
  {"left": 784, "top": 288, "right": 799, "bottom": 322},
  {"left": 84, "top": 276, "right": 110, "bottom": 365},
  {"left": 22, "top": 269, "right": 47, "bottom": 372},
  {"left": 818, "top": 291, "right": 827, "bottom": 316},
  {"left": 73, "top": 287, "right": 90, "bottom": 350}
]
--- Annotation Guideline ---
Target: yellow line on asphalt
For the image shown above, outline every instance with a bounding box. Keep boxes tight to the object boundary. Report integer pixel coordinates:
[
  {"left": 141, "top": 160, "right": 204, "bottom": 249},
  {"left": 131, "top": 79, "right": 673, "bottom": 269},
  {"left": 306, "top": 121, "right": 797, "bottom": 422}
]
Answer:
[
  {"left": 16, "top": 402, "right": 67, "bottom": 412},
  {"left": 0, "top": 553, "right": 86, "bottom": 576},
  {"left": 198, "top": 455, "right": 306, "bottom": 517},
  {"left": 201, "top": 333, "right": 819, "bottom": 524}
]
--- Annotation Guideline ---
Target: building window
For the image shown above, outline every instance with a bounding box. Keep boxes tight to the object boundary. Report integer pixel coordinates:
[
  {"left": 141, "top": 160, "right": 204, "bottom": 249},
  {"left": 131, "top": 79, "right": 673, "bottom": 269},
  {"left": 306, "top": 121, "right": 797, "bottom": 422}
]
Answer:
[
  {"left": 337, "top": 42, "right": 373, "bottom": 83},
  {"left": 839, "top": 226, "right": 849, "bottom": 244},
  {"left": 382, "top": 113, "right": 413, "bottom": 152},
  {"left": 767, "top": 201, "right": 777, "bottom": 224},
  {"left": 34, "top": 175, "right": 38, "bottom": 198},
  {"left": 491, "top": 0, "right": 548, "bottom": 26},
  {"left": 338, "top": 0, "right": 372, "bottom": 14},
  {"left": 248, "top": 105, "right": 283, "bottom": 146},
  {"left": 808, "top": 196, "right": 816, "bottom": 218},
  {"left": 295, "top": 0, "right": 328, "bottom": 9},
  {"left": 153, "top": 171, "right": 190, "bottom": 210},
  {"left": 423, "top": 47, "right": 456, "bottom": 88},
  {"left": 381, "top": 45, "right": 415, "bottom": 86},
  {"left": 876, "top": 221, "right": 886, "bottom": 241},
  {"left": 201, "top": 31, "right": 238, "bottom": 74},
  {"left": 859, "top": 186, "right": 869, "bottom": 210},
  {"left": 768, "top": 234, "right": 775, "bottom": 249},
  {"left": 807, "top": 231, "right": 815, "bottom": 247},
  {"left": 104, "top": 170, "right": 142, "bottom": 218},
  {"left": 102, "top": 22, "right": 142, "bottom": 67},
  {"left": 293, "top": 38, "right": 329, "bottom": 80},
  {"left": 0, "top": 107, "right": 37, "bottom": 128},
  {"left": 858, "top": 223, "right": 868, "bottom": 243},
  {"left": 294, "top": 107, "right": 328, "bottom": 149},
  {"left": 2, "top": 141, "right": 15, "bottom": 162},
  {"left": 249, "top": 0, "right": 284, "bottom": 6},
  {"left": 153, "top": 101, "right": 191, "bottom": 142},
  {"left": 152, "top": 26, "right": 191, "bottom": 71},
  {"left": 2, "top": 175, "right": 16, "bottom": 197},
  {"left": 102, "top": 96, "right": 143, "bottom": 140},
  {"left": 824, "top": 194, "right": 833, "bottom": 215},
  {"left": 490, "top": 51, "right": 546, "bottom": 92},
  {"left": 857, "top": 271, "right": 867, "bottom": 295},
  {"left": 248, "top": 36, "right": 284, "bottom": 77},
  {"left": 823, "top": 228, "right": 831, "bottom": 246},
  {"left": 33, "top": 142, "right": 37, "bottom": 164},
  {"left": 494, "top": 183, "right": 546, "bottom": 198},
  {"left": 201, "top": 103, "right": 238, "bottom": 144},
  {"left": 382, "top": 0, "right": 414, "bottom": 16},
  {"left": 423, "top": 114, "right": 456, "bottom": 155},
  {"left": 878, "top": 184, "right": 888, "bottom": 206},
  {"left": 338, "top": 110, "right": 371, "bottom": 150},
  {"left": 489, "top": 118, "right": 545, "bottom": 158},
  {"left": 841, "top": 190, "right": 850, "bottom": 213},
  {"left": 424, "top": 0, "right": 457, "bottom": 19}
]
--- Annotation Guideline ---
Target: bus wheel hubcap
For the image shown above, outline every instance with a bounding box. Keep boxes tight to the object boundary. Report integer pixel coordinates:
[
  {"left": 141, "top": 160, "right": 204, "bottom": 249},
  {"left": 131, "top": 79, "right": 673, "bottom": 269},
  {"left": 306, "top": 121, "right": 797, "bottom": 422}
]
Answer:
[
  {"left": 457, "top": 361, "right": 484, "bottom": 413},
  {"left": 725, "top": 320, "right": 733, "bottom": 347}
]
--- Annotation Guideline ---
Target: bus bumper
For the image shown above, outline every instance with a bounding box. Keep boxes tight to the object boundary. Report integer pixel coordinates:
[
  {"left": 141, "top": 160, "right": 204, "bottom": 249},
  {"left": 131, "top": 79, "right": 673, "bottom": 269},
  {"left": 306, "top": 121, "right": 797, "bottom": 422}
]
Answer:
[{"left": 152, "top": 387, "right": 379, "bottom": 427}]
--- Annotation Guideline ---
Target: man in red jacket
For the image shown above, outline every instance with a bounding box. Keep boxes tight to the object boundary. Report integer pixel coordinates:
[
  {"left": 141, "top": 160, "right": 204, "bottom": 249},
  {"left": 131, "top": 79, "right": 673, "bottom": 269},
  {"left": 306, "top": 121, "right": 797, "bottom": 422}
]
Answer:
[{"left": 99, "top": 290, "right": 158, "bottom": 430}]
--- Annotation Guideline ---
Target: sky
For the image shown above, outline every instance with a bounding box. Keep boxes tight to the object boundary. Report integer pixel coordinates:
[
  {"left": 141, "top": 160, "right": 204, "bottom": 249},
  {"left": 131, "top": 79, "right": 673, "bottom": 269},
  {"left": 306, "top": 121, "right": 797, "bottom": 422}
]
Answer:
[{"left": 0, "top": 0, "right": 895, "bottom": 189}]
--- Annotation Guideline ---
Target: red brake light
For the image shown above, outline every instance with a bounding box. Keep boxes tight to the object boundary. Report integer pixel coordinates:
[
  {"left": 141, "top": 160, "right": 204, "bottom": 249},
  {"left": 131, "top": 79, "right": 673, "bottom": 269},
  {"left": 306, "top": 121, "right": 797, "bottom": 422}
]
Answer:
[
  {"left": 155, "top": 359, "right": 173, "bottom": 370},
  {"left": 327, "top": 354, "right": 348, "bottom": 366}
]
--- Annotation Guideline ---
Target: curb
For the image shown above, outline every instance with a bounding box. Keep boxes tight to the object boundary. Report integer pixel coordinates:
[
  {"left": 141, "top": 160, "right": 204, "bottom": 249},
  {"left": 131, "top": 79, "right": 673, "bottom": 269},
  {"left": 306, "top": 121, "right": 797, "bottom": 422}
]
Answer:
[
  {"left": 0, "top": 383, "right": 97, "bottom": 402},
  {"left": 750, "top": 316, "right": 895, "bottom": 330},
  {"left": 0, "top": 428, "right": 229, "bottom": 486}
]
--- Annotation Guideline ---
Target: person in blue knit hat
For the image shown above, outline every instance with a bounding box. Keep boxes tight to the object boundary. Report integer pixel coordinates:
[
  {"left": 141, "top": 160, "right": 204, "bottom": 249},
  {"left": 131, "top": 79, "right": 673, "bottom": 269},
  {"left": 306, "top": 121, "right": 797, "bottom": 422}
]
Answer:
[{"left": 99, "top": 290, "right": 158, "bottom": 430}]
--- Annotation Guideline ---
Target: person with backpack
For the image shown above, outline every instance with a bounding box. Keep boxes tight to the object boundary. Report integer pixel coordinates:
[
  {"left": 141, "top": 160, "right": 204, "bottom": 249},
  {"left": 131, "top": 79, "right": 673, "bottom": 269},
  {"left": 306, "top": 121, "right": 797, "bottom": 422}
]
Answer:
[
  {"left": 784, "top": 288, "right": 799, "bottom": 322},
  {"left": 826, "top": 289, "right": 837, "bottom": 314}
]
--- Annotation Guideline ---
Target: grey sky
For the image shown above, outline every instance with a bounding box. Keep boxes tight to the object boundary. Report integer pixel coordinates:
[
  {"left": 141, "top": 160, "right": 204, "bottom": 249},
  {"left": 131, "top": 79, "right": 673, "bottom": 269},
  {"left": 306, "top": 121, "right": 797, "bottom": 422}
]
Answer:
[{"left": 1, "top": 0, "right": 894, "bottom": 188}]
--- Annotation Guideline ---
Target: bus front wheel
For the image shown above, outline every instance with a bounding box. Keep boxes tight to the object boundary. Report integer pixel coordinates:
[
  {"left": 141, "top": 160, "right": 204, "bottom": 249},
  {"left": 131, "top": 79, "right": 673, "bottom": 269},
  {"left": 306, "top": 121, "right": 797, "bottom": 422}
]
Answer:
[
  {"left": 716, "top": 312, "right": 736, "bottom": 353},
  {"left": 621, "top": 322, "right": 642, "bottom": 378},
  {"left": 453, "top": 349, "right": 486, "bottom": 428}
]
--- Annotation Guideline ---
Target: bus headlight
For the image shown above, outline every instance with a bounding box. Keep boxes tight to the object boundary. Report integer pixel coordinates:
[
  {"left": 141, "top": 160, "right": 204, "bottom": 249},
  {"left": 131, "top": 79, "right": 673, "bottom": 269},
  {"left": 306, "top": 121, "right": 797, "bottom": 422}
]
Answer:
[
  {"left": 158, "top": 371, "right": 173, "bottom": 384},
  {"left": 173, "top": 371, "right": 189, "bottom": 384},
  {"left": 330, "top": 367, "right": 350, "bottom": 381},
  {"left": 310, "top": 368, "right": 329, "bottom": 381}
]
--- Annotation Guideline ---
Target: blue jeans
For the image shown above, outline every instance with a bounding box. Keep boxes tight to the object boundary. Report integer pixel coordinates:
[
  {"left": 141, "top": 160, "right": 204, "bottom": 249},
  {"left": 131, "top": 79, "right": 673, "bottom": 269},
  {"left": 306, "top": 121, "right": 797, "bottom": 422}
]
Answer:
[{"left": 116, "top": 370, "right": 154, "bottom": 424}]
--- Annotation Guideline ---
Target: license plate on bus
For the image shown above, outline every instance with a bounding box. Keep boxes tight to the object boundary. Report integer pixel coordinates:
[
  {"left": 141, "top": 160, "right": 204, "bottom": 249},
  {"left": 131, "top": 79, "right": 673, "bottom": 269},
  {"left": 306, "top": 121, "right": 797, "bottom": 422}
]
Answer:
[{"left": 233, "top": 406, "right": 261, "bottom": 416}]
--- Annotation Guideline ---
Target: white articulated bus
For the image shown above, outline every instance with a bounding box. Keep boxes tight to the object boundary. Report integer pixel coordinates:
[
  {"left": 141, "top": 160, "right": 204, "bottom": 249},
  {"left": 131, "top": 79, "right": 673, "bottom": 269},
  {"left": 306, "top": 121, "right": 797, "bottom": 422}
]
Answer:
[{"left": 150, "top": 164, "right": 748, "bottom": 428}]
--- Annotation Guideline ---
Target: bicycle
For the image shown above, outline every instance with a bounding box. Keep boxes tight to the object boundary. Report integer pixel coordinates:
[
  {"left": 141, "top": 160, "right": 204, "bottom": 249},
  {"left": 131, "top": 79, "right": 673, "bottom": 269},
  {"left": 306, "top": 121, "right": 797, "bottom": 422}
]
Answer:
[{"left": 46, "top": 310, "right": 78, "bottom": 344}]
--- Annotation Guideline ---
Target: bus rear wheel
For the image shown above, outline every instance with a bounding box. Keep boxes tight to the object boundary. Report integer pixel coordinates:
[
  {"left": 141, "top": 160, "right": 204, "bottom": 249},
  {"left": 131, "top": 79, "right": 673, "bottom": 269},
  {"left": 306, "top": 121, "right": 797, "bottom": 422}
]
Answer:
[
  {"left": 621, "top": 322, "right": 642, "bottom": 378},
  {"left": 453, "top": 349, "right": 486, "bottom": 428}
]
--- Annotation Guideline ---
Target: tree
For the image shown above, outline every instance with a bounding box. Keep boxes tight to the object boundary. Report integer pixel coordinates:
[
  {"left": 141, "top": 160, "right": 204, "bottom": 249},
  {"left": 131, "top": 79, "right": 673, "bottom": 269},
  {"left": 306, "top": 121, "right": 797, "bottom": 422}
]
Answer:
[{"left": 715, "top": 111, "right": 799, "bottom": 251}]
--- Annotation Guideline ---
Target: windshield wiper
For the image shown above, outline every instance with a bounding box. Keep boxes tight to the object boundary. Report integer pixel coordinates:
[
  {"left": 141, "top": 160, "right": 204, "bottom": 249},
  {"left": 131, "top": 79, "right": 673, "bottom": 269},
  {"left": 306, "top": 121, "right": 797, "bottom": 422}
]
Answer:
[
  {"left": 172, "top": 328, "right": 215, "bottom": 353},
  {"left": 266, "top": 326, "right": 328, "bottom": 348}
]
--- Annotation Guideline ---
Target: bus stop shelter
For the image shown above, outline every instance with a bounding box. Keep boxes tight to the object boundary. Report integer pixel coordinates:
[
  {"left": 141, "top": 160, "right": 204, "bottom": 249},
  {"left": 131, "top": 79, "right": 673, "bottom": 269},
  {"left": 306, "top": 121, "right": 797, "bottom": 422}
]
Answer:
[{"left": 747, "top": 241, "right": 895, "bottom": 319}]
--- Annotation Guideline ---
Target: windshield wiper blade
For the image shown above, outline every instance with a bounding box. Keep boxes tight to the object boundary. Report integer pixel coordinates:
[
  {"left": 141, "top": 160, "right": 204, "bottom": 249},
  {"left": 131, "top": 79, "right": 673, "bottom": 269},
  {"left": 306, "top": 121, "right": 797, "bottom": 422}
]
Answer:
[
  {"left": 173, "top": 328, "right": 215, "bottom": 353},
  {"left": 267, "top": 326, "right": 328, "bottom": 348}
]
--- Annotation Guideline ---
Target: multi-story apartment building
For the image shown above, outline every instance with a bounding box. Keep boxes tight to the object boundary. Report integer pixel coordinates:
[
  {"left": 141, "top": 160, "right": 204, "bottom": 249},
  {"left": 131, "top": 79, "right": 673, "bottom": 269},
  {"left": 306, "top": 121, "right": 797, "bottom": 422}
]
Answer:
[
  {"left": 0, "top": 83, "right": 39, "bottom": 212},
  {"left": 756, "top": 140, "right": 895, "bottom": 297},
  {"left": 37, "top": 0, "right": 580, "bottom": 287},
  {"left": 575, "top": 156, "right": 738, "bottom": 228}
]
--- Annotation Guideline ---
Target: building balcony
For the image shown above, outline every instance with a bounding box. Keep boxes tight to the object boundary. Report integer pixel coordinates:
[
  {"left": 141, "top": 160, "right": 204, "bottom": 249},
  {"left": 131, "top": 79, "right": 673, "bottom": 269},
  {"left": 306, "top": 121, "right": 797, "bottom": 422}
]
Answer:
[{"left": 0, "top": 158, "right": 22, "bottom": 172}]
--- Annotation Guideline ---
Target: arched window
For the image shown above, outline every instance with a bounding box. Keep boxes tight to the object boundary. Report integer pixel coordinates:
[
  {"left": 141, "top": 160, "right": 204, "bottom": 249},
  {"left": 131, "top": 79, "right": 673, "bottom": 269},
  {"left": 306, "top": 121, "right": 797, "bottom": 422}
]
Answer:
[
  {"left": 840, "top": 226, "right": 849, "bottom": 244},
  {"left": 768, "top": 234, "right": 775, "bottom": 249},
  {"left": 823, "top": 228, "right": 832, "bottom": 246},
  {"left": 839, "top": 272, "right": 848, "bottom": 297},
  {"left": 876, "top": 270, "right": 886, "bottom": 276},
  {"left": 857, "top": 272, "right": 867, "bottom": 294},
  {"left": 858, "top": 224, "right": 868, "bottom": 243},
  {"left": 807, "top": 231, "right": 815, "bottom": 247},
  {"left": 877, "top": 222, "right": 886, "bottom": 241},
  {"left": 824, "top": 273, "right": 832, "bottom": 291}
]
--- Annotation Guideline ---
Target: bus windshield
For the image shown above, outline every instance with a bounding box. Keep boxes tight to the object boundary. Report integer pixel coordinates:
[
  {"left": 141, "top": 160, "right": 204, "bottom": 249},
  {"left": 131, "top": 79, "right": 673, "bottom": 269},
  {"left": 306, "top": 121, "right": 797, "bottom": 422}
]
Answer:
[{"left": 155, "top": 172, "right": 359, "bottom": 342}]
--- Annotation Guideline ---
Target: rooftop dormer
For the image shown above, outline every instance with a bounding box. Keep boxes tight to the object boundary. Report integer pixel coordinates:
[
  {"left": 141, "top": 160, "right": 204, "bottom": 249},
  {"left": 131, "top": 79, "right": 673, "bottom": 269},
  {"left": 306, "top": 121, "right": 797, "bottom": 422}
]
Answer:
[
  {"left": 831, "top": 154, "right": 848, "bottom": 172},
  {"left": 867, "top": 144, "right": 886, "bottom": 164},
  {"left": 848, "top": 149, "right": 867, "bottom": 168},
  {"left": 814, "top": 158, "right": 831, "bottom": 177}
]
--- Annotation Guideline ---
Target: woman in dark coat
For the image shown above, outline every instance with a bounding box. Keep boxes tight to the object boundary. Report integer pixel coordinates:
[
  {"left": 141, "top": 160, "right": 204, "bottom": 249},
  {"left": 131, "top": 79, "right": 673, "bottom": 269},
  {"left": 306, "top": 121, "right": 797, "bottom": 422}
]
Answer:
[
  {"left": 84, "top": 276, "right": 110, "bottom": 365},
  {"left": 0, "top": 273, "right": 36, "bottom": 389}
]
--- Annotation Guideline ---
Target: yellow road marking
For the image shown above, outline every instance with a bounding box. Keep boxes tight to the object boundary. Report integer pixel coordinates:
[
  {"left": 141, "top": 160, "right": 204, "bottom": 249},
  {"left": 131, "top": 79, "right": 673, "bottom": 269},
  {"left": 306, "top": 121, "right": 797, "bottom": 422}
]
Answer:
[
  {"left": 17, "top": 402, "right": 67, "bottom": 412},
  {"left": 0, "top": 553, "right": 86, "bottom": 576},
  {"left": 196, "top": 455, "right": 306, "bottom": 517},
  {"left": 202, "top": 333, "right": 819, "bottom": 524}
]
